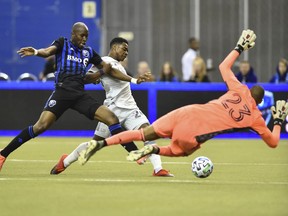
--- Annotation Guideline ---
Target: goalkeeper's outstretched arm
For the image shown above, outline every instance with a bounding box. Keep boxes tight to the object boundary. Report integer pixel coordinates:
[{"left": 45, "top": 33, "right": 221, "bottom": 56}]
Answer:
[
  {"left": 219, "top": 30, "right": 256, "bottom": 88},
  {"left": 261, "top": 100, "right": 288, "bottom": 148},
  {"left": 218, "top": 50, "right": 240, "bottom": 83}
]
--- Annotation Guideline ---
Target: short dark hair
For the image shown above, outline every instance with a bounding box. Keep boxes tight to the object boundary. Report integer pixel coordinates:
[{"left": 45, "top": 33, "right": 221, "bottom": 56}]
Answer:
[
  {"left": 189, "top": 37, "right": 197, "bottom": 43},
  {"left": 110, "top": 37, "right": 128, "bottom": 48},
  {"left": 250, "top": 85, "right": 264, "bottom": 105}
]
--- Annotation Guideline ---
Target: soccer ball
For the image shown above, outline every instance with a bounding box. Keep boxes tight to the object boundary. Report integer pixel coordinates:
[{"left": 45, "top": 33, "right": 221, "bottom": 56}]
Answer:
[{"left": 191, "top": 156, "right": 214, "bottom": 178}]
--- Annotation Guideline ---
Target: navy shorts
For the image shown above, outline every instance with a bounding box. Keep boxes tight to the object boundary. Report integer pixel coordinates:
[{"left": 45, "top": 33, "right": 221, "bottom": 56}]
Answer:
[{"left": 43, "top": 88, "right": 101, "bottom": 120}]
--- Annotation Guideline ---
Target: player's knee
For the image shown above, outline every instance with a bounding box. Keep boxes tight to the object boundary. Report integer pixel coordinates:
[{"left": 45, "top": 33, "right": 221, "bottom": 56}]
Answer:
[
  {"left": 104, "top": 112, "right": 119, "bottom": 125},
  {"left": 107, "top": 115, "right": 119, "bottom": 125},
  {"left": 95, "top": 106, "right": 119, "bottom": 125},
  {"left": 33, "top": 122, "right": 50, "bottom": 134}
]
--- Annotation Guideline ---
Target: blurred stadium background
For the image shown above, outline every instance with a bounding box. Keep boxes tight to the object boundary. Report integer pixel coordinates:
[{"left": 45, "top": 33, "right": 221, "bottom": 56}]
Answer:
[
  {"left": 0, "top": 0, "right": 287, "bottom": 136},
  {"left": 1, "top": 0, "right": 288, "bottom": 81},
  {"left": 1, "top": 1, "right": 288, "bottom": 216}
]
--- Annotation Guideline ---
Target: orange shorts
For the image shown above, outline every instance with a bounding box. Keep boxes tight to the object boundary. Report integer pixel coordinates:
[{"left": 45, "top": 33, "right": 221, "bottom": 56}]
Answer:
[{"left": 152, "top": 108, "right": 200, "bottom": 156}]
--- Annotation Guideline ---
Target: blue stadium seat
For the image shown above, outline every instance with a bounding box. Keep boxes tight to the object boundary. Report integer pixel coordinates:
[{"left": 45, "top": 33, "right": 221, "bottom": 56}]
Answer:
[
  {"left": 42, "top": 73, "right": 55, "bottom": 82},
  {"left": 17, "top": 73, "right": 38, "bottom": 81},
  {"left": 0, "top": 72, "right": 11, "bottom": 81}
]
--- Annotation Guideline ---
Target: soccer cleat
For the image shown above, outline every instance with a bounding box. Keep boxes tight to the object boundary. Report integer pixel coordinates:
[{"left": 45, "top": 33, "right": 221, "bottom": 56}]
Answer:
[
  {"left": 78, "top": 140, "right": 105, "bottom": 165},
  {"left": 0, "top": 153, "right": 6, "bottom": 172},
  {"left": 153, "top": 169, "right": 174, "bottom": 177},
  {"left": 50, "top": 154, "right": 68, "bottom": 175},
  {"left": 136, "top": 154, "right": 151, "bottom": 165},
  {"left": 127, "top": 145, "right": 155, "bottom": 162}
]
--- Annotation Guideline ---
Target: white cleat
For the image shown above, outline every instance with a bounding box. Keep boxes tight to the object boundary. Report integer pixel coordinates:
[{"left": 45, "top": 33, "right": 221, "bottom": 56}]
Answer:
[
  {"left": 78, "top": 140, "right": 104, "bottom": 165},
  {"left": 127, "top": 145, "right": 155, "bottom": 162}
]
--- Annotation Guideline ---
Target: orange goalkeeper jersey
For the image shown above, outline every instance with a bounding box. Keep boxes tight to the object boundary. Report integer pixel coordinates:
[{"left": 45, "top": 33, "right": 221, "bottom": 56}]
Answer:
[
  {"left": 153, "top": 51, "right": 274, "bottom": 155},
  {"left": 182, "top": 51, "right": 268, "bottom": 143}
]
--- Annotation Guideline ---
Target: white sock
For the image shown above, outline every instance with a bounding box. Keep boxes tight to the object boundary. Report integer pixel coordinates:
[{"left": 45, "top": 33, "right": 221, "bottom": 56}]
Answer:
[
  {"left": 144, "top": 141, "right": 162, "bottom": 173},
  {"left": 63, "top": 142, "right": 89, "bottom": 167},
  {"left": 149, "top": 154, "right": 162, "bottom": 173}
]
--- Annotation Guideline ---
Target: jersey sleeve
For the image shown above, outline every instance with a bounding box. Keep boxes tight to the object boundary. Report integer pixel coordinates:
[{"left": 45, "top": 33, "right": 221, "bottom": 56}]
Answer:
[
  {"left": 253, "top": 115, "right": 282, "bottom": 148},
  {"left": 88, "top": 64, "right": 99, "bottom": 73},
  {"left": 51, "top": 37, "right": 64, "bottom": 54},
  {"left": 251, "top": 115, "right": 270, "bottom": 135},
  {"left": 219, "top": 50, "right": 244, "bottom": 91},
  {"left": 89, "top": 50, "right": 103, "bottom": 66}
]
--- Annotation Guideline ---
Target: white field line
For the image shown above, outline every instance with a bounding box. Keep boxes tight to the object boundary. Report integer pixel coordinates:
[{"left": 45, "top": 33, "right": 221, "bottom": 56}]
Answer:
[
  {"left": 7, "top": 159, "right": 288, "bottom": 166},
  {"left": 0, "top": 177, "right": 287, "bottom": 185}
]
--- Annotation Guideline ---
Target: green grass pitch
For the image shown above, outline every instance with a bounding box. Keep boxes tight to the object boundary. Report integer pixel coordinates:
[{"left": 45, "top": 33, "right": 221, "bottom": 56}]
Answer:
[{"left": 0, "top": 137, "right": 287, "bottom": 216}]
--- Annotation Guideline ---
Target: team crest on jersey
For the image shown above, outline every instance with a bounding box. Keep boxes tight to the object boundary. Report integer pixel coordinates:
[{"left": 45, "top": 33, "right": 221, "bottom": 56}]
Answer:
[
  {"left": 82, "top": 50, "right": 89, "bottom": 57},
  {"left": 48, "top": 100, "right": 56, "bottom": 107}
]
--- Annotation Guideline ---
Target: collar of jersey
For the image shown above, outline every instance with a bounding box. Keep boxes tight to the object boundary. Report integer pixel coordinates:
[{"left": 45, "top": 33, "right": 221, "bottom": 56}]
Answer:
[{"left": 69, "top": 40, "right": 85, "bottom": 51}]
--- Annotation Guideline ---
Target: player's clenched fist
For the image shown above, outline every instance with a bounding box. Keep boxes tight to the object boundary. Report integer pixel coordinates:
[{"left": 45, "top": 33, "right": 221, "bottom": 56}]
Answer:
[
  {"left": 235, "top": 29, "right": 257, "bottom": 53},
  {"left": 271, "top": 100, "right": 288, "bottom": 126},
  {"left": 137, "top": 72, "right": 151, "bottom": 84}
]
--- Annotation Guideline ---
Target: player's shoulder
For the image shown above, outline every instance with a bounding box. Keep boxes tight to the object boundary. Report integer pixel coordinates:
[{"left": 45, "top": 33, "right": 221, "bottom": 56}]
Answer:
[
  {"left": 251, "top": 110, "right": 267, "bottom": 130},
  {"left": 102, "top": 56, "right": 117, "bottom": 62},
  {"left": 102, "top": 56, "right": 119, "bottom": 66},
  {"left": 50, "top": 37, "right": 66, "bottom": 52}
]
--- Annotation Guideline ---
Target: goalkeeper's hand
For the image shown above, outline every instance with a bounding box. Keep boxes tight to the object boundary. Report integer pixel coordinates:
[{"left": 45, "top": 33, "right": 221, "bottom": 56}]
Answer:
[
  {"left": 271, "top": 100, "right": 288, "bottom": 126},
  {"left": 234, "top": 29, "right": 257, "bottom": 54}
]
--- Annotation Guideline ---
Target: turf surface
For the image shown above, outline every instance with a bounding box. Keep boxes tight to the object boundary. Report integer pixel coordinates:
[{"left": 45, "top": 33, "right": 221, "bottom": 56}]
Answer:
[{"left": 0, "top": 137, "right": 287, "bottom": 216}]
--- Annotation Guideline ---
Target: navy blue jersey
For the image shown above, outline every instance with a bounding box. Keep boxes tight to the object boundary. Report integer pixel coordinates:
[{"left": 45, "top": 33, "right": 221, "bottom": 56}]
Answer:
[{"left": 52, "top": 37, "right": 102, "bottom": 91}]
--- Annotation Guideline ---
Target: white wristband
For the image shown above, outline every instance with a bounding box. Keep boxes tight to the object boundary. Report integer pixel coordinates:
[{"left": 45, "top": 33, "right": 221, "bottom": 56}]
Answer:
[
  {"left": 33, "top": 48, "right": 38, "bottom": 56},
  {"left": 131, "top": 78, "right": 138, "bottom": 84}
]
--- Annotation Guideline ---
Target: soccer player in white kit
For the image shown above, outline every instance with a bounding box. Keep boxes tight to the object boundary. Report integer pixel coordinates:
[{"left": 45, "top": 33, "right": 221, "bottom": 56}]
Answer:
[{"left": 50, "top": 37, "right": 173, "bottom": 177}]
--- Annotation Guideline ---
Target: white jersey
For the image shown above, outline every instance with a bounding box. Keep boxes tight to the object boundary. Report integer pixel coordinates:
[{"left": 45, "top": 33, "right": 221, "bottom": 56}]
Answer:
[
  {"left": 89, "top": 56, "right": 138, "bottom": 109},
  {"left": 181, "top": 48, "right": 197, "bottom": 81}
]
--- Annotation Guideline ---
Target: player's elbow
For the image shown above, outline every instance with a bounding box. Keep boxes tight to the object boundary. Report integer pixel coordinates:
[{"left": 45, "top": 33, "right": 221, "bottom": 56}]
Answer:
[
  {"left": 261, "top": 133, "right": 279, "bottom": 148},
  {"left": 268, "top": 142, "right": 278, "bottom": 148},
  {"left": 266, "top": 140, "right": 278, "bottom": 148},
  {"left": 218, "top": 62, "right": 227, "bottom": 73}
]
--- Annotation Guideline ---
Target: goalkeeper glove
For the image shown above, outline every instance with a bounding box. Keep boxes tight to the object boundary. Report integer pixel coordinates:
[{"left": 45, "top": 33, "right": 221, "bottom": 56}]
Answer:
[
  {"left": 234, "top": 29, "right": 257, "bottom": 54},
  {"left": 271, "top": 100, "right": 288, "bottom": 126}
]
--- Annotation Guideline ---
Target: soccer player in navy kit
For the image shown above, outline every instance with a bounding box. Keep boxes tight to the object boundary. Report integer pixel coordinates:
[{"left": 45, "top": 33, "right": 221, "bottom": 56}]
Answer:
[{"left": 0, "top": 22, "right": 146, "bottom": 171}]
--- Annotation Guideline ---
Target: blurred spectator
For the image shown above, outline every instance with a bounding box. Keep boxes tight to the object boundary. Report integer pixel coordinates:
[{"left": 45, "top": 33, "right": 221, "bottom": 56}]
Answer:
[
  {"left": 269, "top": 58, "right": 288, "bottom": 83},
  {"left": 235, "top": 60, "right": 257, "bottom": 83},
  {"left": 181, "top": 37, "right": 199, "bottom": 81},
  {"left": 189, "top": 57, "right": 210, "bottom": 82},
  {"left": 39, "top": 56, "right": 55, "bottom": 80},
  {"left": 158, "top": 62, "right": 178, "bottom": 82},
  {"left": 137, "top": 61, "right": 155, "bottom": 82}
]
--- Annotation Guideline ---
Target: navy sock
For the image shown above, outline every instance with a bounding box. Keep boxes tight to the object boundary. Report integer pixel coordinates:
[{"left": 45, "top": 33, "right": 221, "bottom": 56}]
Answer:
[
  {"left": 0, "top": 126, "right": 37, "bottom": 158},
  {"left": 109, "top": 123, "right": 138, "bottom": 152}
]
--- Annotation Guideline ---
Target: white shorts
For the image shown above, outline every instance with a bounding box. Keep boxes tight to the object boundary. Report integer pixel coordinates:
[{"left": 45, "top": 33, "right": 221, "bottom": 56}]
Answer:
[{"left": 95, "top": 103, "right": 150, "bottom": 138}]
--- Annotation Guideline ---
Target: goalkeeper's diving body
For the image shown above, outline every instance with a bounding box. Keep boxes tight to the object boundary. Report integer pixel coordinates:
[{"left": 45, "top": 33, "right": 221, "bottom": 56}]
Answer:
[{"left": 78, "top": 30, "right": 288, "bottom": 164}]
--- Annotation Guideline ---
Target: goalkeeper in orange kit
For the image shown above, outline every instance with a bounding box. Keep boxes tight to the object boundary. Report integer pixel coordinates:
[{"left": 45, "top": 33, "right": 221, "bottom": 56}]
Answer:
[{"left": 78, "top": 29, "right": 288, "bottom": 165}]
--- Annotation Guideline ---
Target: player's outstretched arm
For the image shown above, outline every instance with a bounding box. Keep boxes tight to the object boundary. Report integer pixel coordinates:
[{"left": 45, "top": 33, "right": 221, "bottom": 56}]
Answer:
[
  {"left": 219, "top": 30, "right": 256, "bottom": 86},
  {"left": 260, "top": 100, "right": 288, "bottom": 148},
  {"left": 17, "top": 45, "right": 57, "bottom": 58},
  {"left": 98, "top": 61, "right": 150, "bottom": 84}
]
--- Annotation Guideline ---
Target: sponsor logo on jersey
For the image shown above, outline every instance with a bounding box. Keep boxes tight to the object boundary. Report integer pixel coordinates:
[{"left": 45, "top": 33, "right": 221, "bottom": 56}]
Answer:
[
  {"left": 48, "top": 100, "right": 56, "bottom": 107},
  {"left": 82, "top": 50, "right": 89, "bottom": 57},
  {"left": 67, "top": 55, "right": 83, "bottom": 63}
]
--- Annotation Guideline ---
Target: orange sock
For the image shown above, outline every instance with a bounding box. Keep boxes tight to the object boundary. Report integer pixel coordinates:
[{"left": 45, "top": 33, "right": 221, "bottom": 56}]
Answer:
[
  {"left": 158, "top": 146, "right": 174, "bottom": 156},
  {"left": 158, "top": 146, "right": 186, "bottom": 157},
  {"left": 106, "top": 130, "right": 144, "bottom": 146}
]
